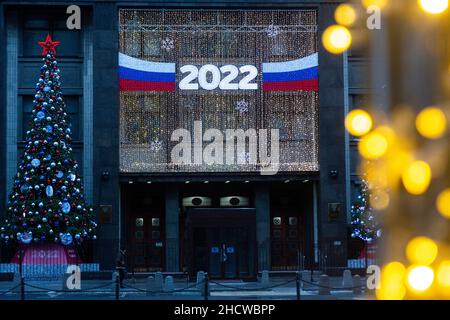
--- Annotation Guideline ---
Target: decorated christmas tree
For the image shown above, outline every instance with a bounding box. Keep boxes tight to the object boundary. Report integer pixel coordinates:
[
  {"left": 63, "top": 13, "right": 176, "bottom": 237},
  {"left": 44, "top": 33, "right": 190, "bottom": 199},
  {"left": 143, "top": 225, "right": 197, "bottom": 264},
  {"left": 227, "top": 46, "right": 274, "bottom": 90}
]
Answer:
[
  {"left": 350, "top": 180, "right": 381, "bottom": 243},
  {"left": 0, "top": 35, "right": 97, "bottom": 246}
]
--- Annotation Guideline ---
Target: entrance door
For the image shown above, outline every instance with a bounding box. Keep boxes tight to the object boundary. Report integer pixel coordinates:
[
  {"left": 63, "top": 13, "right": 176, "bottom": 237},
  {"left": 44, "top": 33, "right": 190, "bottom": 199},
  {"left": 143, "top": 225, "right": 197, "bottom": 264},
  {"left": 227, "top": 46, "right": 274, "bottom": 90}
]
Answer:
[
  {"left": 208, "top": 228, "right": 238, "bottom": 279},
  {"left": 127, "top": 212, "right": 165, "bottom": 272},
  {"left": 185, "top": 208, "right": 256, "bottom": 280}
]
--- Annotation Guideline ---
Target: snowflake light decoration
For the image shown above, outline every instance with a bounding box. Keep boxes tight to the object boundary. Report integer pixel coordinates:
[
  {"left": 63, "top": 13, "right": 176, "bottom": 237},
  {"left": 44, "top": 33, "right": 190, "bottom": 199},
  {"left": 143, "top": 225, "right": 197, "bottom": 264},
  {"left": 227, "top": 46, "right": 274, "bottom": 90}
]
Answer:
[
  {"left": 265, "top": 24, "right": 281, "bottom": 38},
  {"left": 161, "top": 37, "right": 174, "bottom": 51},
  {"left": 235, "top": 100, "right": 249, "bottom": 113},
  {"left": 150, "top": 138, "right": 163, "bottom": 152}
]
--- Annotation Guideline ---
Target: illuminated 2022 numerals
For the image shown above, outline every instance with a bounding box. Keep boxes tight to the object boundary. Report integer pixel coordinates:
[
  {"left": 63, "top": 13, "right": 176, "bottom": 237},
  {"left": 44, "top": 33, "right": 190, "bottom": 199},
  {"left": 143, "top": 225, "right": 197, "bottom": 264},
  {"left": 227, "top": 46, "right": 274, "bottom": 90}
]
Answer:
[{"left": 179, "top": 64, "right": 258, "bottom": 90}]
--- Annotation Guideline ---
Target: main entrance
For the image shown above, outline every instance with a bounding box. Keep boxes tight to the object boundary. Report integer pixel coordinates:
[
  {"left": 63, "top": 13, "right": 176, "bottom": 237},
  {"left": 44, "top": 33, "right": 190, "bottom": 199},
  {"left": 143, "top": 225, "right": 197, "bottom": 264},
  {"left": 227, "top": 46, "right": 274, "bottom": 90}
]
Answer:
[{"left": 184, "top": 208, "right": 257, "bottom": 280}]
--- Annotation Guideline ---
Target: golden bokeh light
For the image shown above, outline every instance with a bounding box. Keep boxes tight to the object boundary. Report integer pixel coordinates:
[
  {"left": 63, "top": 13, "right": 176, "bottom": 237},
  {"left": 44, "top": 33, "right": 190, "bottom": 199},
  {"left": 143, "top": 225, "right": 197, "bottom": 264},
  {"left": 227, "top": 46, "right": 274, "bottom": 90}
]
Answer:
[
  {"left": 406, "top": 236, "right": 438, "bottom": 265},
  {"left": 362, "top": 0, "right": 388, "bottom": 9},
  {"left": 358, "top": 132, "right": 389, "bottom": 160},
  {"left": 401, "top": 161, "right": 432, "bottom": 195},
  {"left": 335, "top": 4, "right": 357, "bottom": 27},
  {"left": 345, "top": 109, "right": 373, "bottom": 136},
  {"left": 406, "top": 265, "right": 435, "bottom": 292},
  {"left": 383, "top": 261, "right": 406, "bottom": 282},
  {"left": 415, "top": 107, "right": 447, "bottom": 139},
  {"left": 437, "top": 261, "right": 450, "bottom": 288},
  {"left": 376, "top": 262, "right": 406, "bottom": 300},
  {"left": 376, "top": 282, "right": 406, "bottom": 300},
  {"left": 436, "top": 188, "right": 450, "bottom": 218},
  {"left": 369, "top": 189, "right": 390, "bottom": 210},
  {"left": 418, "top": 0, "right": 449, "bottom": 14},
  {"left": 322, "top": 25, "right": 352, "bottom": 54}
]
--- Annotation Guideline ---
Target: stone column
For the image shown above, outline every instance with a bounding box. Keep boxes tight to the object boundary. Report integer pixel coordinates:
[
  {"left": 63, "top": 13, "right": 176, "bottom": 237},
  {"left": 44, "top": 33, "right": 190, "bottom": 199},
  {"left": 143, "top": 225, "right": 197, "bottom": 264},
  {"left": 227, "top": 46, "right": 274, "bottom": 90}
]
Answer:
[
  {"left": 255, "top": 184, "right": 270, "bottom": 271},
  {"left": 165, "top": 185, "right": 180, "bottom": 271}
]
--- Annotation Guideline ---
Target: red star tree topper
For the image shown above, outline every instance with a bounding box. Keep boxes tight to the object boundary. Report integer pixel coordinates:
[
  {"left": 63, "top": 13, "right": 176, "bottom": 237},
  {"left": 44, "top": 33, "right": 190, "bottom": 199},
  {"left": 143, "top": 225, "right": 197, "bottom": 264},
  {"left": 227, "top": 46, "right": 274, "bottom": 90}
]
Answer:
[{"left": 38, "top": 34, "right": 60, "bottom": 56}]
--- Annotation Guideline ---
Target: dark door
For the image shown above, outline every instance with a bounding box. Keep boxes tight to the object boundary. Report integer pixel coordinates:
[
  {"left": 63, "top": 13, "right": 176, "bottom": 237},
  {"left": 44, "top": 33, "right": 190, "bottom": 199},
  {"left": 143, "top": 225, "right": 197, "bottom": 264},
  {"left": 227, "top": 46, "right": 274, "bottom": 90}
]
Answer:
[
  {"left": 185, "top": 208, "right": 256, "bottom": 280},
  {"left": 271, "top": 210, "right": 305, "bottom": 270},
  {"left": 127, "top": 212, "right": 165, "bottom": 272},
  {"left": 208, "top": 228, "right": 238, "bottom": 279}
]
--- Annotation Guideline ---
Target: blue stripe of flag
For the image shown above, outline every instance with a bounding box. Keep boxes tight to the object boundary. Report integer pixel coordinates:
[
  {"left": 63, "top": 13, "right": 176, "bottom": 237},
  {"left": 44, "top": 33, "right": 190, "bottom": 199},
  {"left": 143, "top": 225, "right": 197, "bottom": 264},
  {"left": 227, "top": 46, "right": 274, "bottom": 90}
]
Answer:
[
  {"left": 263, "top": 66, "right": 318, "bottom": 83},
  {"left": 119, "top": 66, "right": 176, "bottom": 83}
]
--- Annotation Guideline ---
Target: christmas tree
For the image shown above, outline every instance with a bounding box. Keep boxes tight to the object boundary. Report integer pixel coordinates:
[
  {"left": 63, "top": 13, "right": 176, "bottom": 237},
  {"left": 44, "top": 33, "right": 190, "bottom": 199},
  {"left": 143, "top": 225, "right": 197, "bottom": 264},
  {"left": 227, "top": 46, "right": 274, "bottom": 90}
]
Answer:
[
  {"left": 350, "top": 180, "right": 381, "bottom": 242},
  {"left": 0, "top": 35, "right": 97, "bottom": 246}
]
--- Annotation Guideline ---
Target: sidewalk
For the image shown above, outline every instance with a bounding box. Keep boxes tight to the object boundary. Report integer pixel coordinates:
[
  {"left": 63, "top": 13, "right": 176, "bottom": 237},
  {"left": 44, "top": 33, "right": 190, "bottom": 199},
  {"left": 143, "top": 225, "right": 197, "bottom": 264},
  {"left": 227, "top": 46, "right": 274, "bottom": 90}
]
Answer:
[{"left": 0, "top": 276, "right": 370, "bottom": 300}]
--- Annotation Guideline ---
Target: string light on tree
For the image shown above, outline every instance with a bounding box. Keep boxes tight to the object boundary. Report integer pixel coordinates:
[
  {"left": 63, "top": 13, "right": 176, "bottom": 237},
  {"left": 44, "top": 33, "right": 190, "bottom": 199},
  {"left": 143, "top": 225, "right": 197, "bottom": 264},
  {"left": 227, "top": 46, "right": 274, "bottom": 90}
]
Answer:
[{"left": 350, "top": 180, "right": 381, "bottom": 242}]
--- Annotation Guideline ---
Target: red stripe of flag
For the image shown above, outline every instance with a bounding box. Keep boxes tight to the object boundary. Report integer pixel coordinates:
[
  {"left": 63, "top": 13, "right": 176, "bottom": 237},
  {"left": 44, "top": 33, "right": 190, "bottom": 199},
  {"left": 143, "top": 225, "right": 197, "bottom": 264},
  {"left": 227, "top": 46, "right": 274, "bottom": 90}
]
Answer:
[
  {"left": 263, "top": 79, "right": 318, "bottom": 91},
  {"left": 119, "top": 79, "right": 176, "bottom": 91}
]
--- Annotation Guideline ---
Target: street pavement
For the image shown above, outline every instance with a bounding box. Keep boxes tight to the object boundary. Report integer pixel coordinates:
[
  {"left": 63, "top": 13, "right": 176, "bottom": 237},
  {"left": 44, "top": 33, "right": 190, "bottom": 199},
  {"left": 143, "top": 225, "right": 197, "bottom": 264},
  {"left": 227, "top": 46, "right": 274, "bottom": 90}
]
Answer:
[{"left": 0, "top": 276, "right": 372, "bottom": 300}]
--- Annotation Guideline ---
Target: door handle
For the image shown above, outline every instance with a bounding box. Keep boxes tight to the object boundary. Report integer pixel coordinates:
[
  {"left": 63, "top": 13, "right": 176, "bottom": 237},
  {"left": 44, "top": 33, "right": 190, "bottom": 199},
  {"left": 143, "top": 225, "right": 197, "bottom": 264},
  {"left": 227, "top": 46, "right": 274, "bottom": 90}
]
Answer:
[{"left": 222, "top": 244, "right": 228, "bottom": 262}]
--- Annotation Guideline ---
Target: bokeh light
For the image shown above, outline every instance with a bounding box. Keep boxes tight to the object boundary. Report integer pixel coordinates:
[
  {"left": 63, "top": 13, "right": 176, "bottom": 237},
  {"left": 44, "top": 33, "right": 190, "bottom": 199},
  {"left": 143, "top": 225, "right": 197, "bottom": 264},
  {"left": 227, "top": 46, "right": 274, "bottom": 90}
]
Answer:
[
  {"left": 358, "top": 132, "right": 389, "bottom": 159},
  {"left": 406, "top": 236, "right": 438, "bottom": 265},
  {"left": 362, "top": 0, "right": 388, "bottom": 9},
  {"left": 369, "top": 189, "right": 390, "bottom": 210},
  {"left": 415, "top": 107, "right": 447, "bottom": 139},
  {"left": 437, "top": 261, "right": 450, "bottom": 288},
  {"left": 376, "top": 262, "right": 406, "bottom": 300},
  {"left": 418, "top": 0, "right": 449, "bottom": 14},
  {"left": 322, "top": 25, "right": 352, "bottom": 54},
  {"left": 345, "top": 109, "right": 373, "bottom": 136},
  {"left": 401, "top": 161, "right": 432, "bottom": 195},
  {"left": 436, "top": 188, "right": 450, "bottom": 218},
  {"left": 406, "top": 265, "right": 435, "bottom": 292},
  {"left": 335, "top": 4, "right": 357, "bottom": 27}
]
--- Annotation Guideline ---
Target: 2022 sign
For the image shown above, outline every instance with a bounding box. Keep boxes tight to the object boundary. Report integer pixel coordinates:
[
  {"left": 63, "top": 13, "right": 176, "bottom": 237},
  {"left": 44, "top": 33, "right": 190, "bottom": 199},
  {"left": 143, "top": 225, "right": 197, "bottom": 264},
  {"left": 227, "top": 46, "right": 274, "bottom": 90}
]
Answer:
[{"left": 179, "top": 64, "right": 258, "bottom": 90}]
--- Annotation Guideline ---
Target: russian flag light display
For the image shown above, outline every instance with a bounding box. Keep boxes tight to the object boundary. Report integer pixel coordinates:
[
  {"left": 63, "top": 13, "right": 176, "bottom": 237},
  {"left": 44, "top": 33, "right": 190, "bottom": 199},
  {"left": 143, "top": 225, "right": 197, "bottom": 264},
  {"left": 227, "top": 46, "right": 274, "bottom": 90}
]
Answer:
[
  {"left": 119, "top": 53, "right": 176, "bottom": 91},
  {"left": 262, "top": 53, "right": 318, "bottom": 92}
]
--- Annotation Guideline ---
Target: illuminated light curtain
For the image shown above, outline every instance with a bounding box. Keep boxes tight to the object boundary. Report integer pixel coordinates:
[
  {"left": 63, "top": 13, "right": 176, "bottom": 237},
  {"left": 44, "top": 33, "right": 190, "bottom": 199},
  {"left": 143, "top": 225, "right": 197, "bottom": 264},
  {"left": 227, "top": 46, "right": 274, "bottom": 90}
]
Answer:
[{"left": 118, "top": 9, "right": 319, "bottom": 173}]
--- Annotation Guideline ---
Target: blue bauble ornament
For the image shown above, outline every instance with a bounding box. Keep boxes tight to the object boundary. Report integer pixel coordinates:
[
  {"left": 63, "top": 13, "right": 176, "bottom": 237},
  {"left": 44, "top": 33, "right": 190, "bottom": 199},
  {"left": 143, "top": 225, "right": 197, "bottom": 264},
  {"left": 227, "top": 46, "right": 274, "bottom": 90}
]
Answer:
[
  {"left": 43, "top": 86, "right": 51, "bottom": 92},
  {"left": 36, "top": 111, "right": 45, "bottom": 120},
  {"left": 45, "top": 154, "right": 51, "bottom": 161},
  {"left": 31, "top": 159, "right": 41, "bottom": 167},
  {"left": 45, "top": 185, "right": 53, "bottom": 197},
  {"left": 60, "top": 233, "right": 73, "bottom": 246},
  {"left": 62, "top": 201, "right": 71, "bottom": 214},
  {"left": 69, "top": 173, "right": 76, "bottom": 182},
  {"left": 56, "top": 171, "right": 64, "bottom": 179},
  {"left": 21, "top": 232, "right": 33, "bottom": 245},
  {"left": 46, "top": 125, "right": 53, "bottom": 133}
]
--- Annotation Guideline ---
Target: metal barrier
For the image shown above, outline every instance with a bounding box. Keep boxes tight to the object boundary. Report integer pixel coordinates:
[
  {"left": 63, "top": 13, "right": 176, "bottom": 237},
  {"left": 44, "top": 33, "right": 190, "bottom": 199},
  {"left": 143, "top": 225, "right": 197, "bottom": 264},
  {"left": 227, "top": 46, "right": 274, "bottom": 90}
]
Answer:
[{"left": 0, "top": 271, "right": 368, "bottom": 300}]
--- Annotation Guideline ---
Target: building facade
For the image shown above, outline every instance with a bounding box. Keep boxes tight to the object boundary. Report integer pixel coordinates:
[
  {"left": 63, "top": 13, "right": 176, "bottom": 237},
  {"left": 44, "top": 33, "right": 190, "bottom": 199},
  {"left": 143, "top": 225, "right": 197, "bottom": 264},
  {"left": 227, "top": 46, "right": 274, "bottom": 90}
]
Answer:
[{"left": 0, "top": 0, "right": 369, "bottom": 278}]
